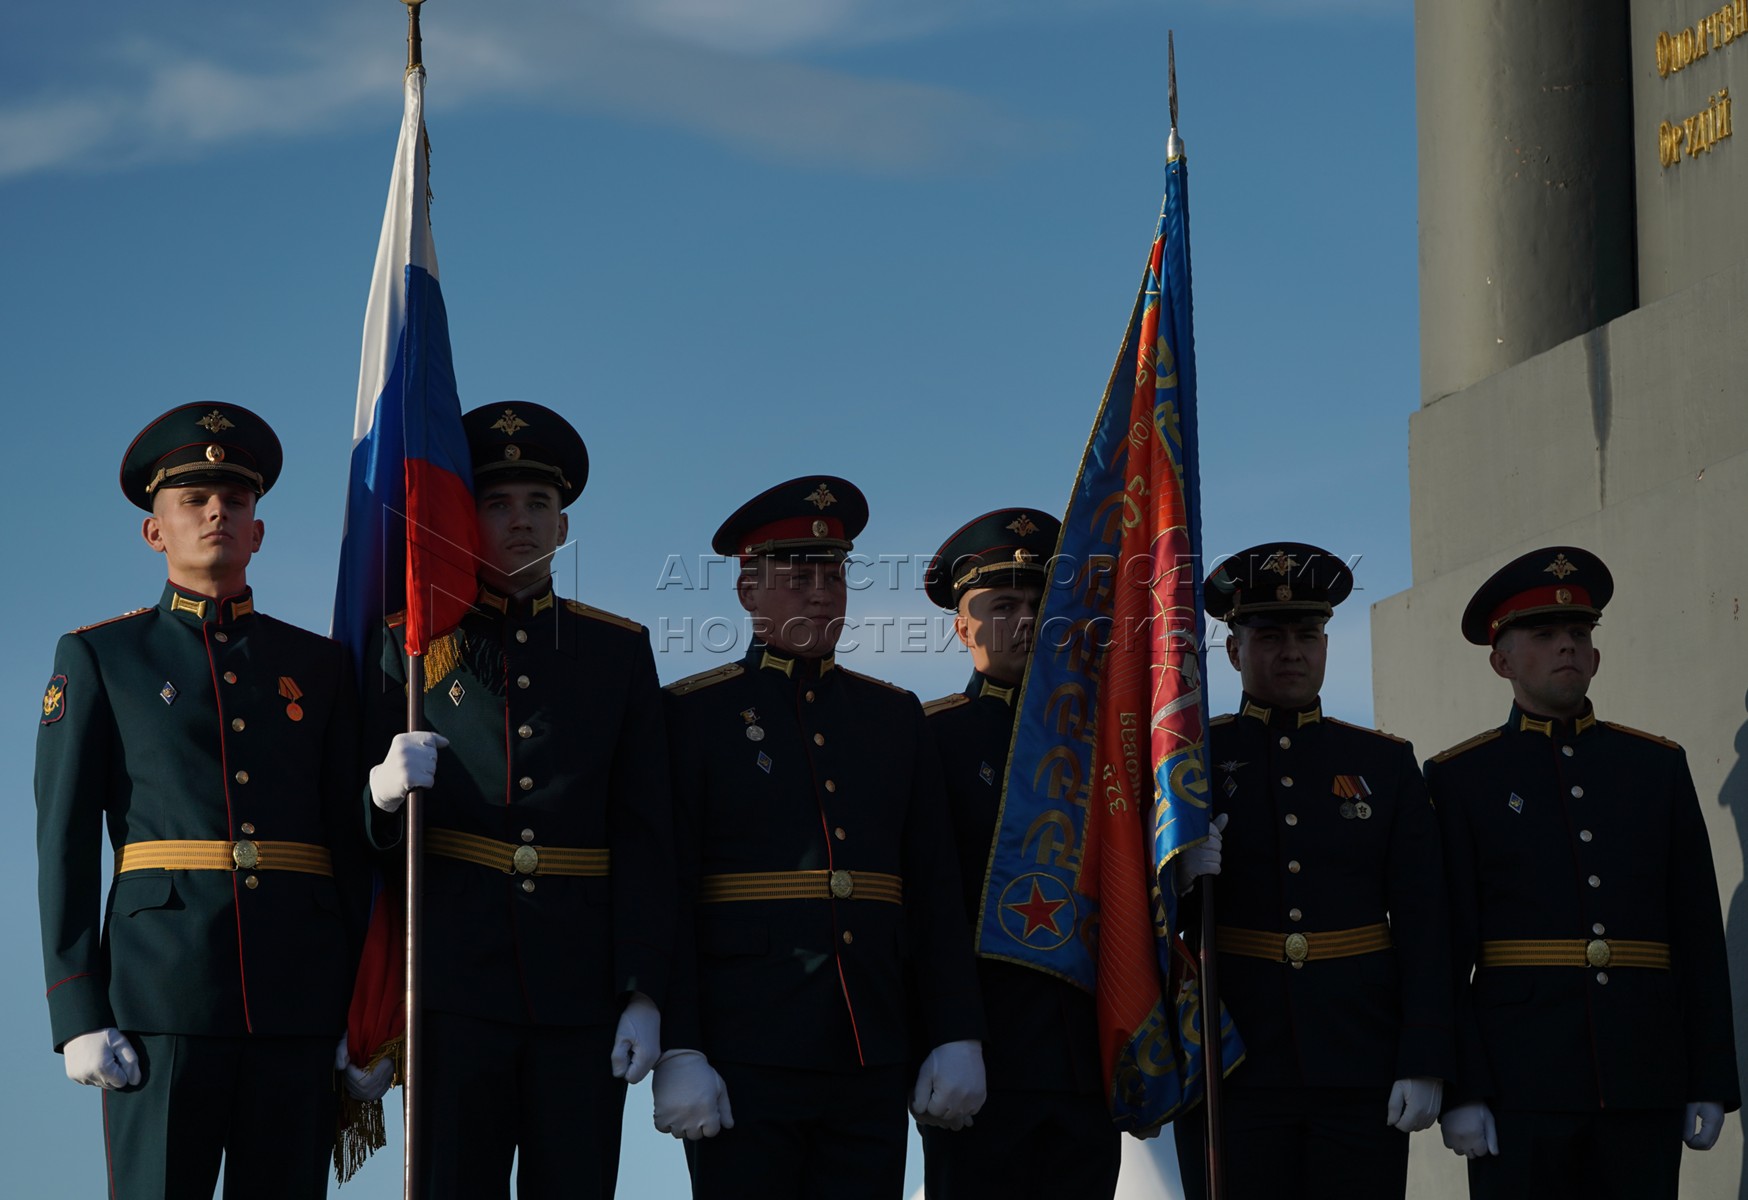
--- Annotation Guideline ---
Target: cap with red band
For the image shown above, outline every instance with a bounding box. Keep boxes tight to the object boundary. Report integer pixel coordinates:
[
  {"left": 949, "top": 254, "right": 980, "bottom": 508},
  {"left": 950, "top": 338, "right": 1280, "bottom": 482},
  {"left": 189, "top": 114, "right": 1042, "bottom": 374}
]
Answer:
[
  {"left": 713, "top": 476, "right": 868, "bottom": 561},
  {"left": 1460, "top": 546, "right": 1613, "bottom": 645}
]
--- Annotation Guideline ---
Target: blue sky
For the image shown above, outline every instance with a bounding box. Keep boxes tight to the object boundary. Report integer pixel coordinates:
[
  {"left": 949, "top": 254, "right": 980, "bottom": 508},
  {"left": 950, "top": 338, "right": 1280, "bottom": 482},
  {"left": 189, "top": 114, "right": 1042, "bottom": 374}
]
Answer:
[{"left": 0, "top": 1, "right": 1415, "bottom": 1193}]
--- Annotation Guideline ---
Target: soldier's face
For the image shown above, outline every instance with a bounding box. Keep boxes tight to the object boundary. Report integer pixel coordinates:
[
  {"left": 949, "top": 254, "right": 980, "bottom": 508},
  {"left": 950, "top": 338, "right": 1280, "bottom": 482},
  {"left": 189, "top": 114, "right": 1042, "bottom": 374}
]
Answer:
[
  {"left": 143, "top": 483, "right": 263, "bottom": 585},
  {"left": 956, "top": 585, "right": 1042, "bottom": 684},
  {"left": 1227, "top": 617, "right": 1327, "bottom": 709},
  {"left": 475, "top": 483, "right": 568, "bottom": 593},
  {"left": 1489, "top": 620, "right": 1600, "bottom": 719},
  {"left": 738, "top": 557, "right": 847, "bottom": 658}
]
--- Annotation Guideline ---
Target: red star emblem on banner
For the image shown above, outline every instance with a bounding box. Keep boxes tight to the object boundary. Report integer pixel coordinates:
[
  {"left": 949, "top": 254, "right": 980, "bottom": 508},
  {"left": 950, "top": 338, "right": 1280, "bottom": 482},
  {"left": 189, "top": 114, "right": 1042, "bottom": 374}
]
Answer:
[{"left": 1005, "top": 879, "right": 1069, "bottom": 939}]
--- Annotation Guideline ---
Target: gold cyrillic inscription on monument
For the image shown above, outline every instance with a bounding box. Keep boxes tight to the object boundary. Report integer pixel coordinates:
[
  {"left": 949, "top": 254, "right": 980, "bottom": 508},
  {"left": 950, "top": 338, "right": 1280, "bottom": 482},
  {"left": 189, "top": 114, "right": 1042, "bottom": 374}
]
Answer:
[
  {"left": 1659, "top": 89, "right": 1733, "bottom": 167},
  {"left": 1656, "top": 2, "right": 1747, "bottom": 77}
]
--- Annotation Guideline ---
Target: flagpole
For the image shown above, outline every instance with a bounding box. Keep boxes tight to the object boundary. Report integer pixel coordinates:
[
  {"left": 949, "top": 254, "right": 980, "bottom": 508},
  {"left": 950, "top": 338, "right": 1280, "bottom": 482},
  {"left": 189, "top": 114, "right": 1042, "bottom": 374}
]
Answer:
[{"left": 399, "top": 11, "right": 429, "bottom": 1199}]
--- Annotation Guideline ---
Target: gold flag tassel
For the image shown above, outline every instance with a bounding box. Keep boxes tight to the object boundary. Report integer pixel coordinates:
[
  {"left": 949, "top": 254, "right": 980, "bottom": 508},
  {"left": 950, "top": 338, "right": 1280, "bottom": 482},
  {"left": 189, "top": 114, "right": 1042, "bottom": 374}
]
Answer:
[
  {"left": 332, "top": 1036, "right": 407, "bottom": 1185},
  {"left": 420, "top": 630, "right": 465, "bottom": 692}
]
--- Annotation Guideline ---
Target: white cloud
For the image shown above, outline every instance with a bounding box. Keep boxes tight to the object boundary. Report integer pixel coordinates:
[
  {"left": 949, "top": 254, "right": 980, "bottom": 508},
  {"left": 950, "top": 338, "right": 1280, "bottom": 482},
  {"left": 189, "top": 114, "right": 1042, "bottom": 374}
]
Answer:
[{"left": 0, "top": 2, "right": 1049, "bottom": 184}]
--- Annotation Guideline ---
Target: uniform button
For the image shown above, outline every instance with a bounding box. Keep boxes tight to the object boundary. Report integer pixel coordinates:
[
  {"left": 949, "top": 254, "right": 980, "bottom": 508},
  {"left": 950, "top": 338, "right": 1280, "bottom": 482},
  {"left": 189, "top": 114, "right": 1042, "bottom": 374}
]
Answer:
[
  {"left": 231, "top": 718, "right": 245, "bottom": 732},
  {"left": 1278, "top": 736, "right": 1291, "bottom": 750},
  {"left": 240, "top": 822, "right": 255, "bottom": 835},
  {"left": 1284, "top": 814, "right": 1298, "bottom": 826},
  {"left": 825, "top": 780, "right": 837, "bottom": 793},
  {"left": 1287, "top": 860, "right": 1301, "bottom": 874},
  {"left": 806, "top": 690, "right": 816, "bottom": 703},
  {"left": 517, "top": 675, "right": 530, "bottom": 689},
  {"left": 515, "top": 629, "right": 528, "bottom": 644},
  {"left": 1593, "top": 923, "right": 1606, "bottom": 935},
  {"left": 834, "top": 827, "right": 846, "bottom": 841},
  {"left": 813, "top": 733, "right": 826, "bottom": 746},
  {"left": 519, "top": 776, "right": 534, "bottom": 791},
  {"left": 1579, "top": 829, "right": 1593, "bottom": 843},
  {"left": 244, "top": 874, "right": 259, "bottom": 889},
  {"left": 1288, "top": 908, "right": 1303, "bottom": 922},
  {"left": 1562, "top": 745, "right": 1575, "bottom": 757},
  {"left": 841, "top": 930, "right": 854, "bottom": 945},
  {"left": 518, "top": 724, "right": 533, "bottom": 739},
  {"left": 521, "top": 879, "right": 536, "bottom": 893},
  {"left": 1595, "top": 971, "right": 1609, "bottom": 985},
  {"left": 1588, "top": 874, "right": 1601, "bottom": 888},
  {"left": 234, "top": 770, "right": 249, "bottom": 784},
  {"left": 521, "top": 829, "right": 535, "bottom": 843},
  {"left": 1571, "top": 786, "right": 1584, "bottom": 798},
  {"left": 214, "top": 632, "right": 229, "bottom": 643},
  {"left": 223, "top": 671, "right": 237, "bottom": 684},
  {"left": 1281, "top": 776, "right": 1294, "bottom": 787}
]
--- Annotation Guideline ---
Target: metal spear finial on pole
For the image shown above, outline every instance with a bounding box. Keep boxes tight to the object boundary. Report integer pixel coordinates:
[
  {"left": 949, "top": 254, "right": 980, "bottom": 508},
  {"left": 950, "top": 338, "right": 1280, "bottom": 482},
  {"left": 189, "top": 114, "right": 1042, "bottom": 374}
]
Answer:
[
  {"left": 1166, "top": 30, "right": 1184, "bottom": 162},
  {"left": 403, "top": 0, "right": 427, "bottom": 73}
]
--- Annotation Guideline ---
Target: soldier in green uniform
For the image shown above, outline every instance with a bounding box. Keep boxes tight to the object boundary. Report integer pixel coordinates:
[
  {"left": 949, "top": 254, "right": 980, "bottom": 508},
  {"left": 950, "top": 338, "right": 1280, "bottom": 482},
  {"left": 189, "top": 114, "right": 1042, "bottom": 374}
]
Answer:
[
  {"left": 916, "top": 507, "right": 1125, "bottom": 1198},
  {"left": 362, "top": 402, "right": 675, "bottom": 1200},
  {"left": 35, "top": 402, "right": 376, "bottom": 1199},
  {"left": 1174, "top": 542, "right": 1451, "bottom": 1200},
  {"left": 658, "top": 476, "right": 987, "bottom": 1200},
  {"left": 1430, "top": 546, "right": 1739, "bottom": 1198}
]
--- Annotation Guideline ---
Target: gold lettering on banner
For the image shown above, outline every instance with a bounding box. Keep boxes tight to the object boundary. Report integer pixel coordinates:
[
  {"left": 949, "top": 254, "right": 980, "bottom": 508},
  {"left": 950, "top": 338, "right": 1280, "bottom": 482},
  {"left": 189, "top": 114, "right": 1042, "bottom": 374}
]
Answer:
[
  {"left": 1022, "top": 809, "right": 1080, "bottom": 868},
  {"left": 1660, "top": 89, "right": 1733, "bottom": 167},
  {"left": 1657, "top": 3, "right": 1747, "bottom": 76}
]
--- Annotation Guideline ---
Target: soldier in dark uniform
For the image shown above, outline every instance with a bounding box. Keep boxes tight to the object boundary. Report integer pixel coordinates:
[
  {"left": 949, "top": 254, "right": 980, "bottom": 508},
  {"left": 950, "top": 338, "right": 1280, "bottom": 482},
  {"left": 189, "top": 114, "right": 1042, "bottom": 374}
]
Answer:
[
  {"left": 1429, "top": 545, "right": 1739, "bottom": 1198},
  {"left": 1174, "top": 542, "right": 1451, "bottom": 1200},
  {"left": 35, "top": 403, "right": 374, "bottom": 1199},
  {"left": 917, "top": 507, "right": 1124, "bottom": 1198},
  {"left": 658, "top": 476, "right": 987, "bottom": 1200},
  {"left": 362, "top": 403, "right": 675, "bottom": 1199}
]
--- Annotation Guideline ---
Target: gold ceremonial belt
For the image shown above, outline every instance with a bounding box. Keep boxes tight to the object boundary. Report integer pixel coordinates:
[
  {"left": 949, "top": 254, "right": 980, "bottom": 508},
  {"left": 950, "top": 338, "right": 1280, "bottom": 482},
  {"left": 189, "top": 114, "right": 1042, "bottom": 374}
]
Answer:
[
  {"left": 1479, "top": 938, "right": 1671, "bottom": 970},
  {"left": 425, "top": 828, "right": 610, "bottom": 878},
  {"left": 116, "top": 839, "right": 333, "bottom": 876},
  {"left": 1215, "top": 922, "right": 1393, "bottom": 965},
  {"left": 699, "top": 869, "right": 903, "bottom": 906}
]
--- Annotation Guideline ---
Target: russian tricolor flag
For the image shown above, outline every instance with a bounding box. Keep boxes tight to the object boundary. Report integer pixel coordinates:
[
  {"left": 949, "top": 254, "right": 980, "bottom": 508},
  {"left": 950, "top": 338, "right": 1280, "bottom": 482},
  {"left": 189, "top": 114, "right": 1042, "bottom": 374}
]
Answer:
[{"left": 333, "top": 64, "right": 478, "bottom": 675}]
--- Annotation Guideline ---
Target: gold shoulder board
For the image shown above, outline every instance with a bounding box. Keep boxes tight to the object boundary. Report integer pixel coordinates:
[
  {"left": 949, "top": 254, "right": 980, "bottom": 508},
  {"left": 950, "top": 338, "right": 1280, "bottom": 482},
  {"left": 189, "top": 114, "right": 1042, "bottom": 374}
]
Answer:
[
  {"left": 565, "top": 599, "right": 645, "bottom": 633},
  {"left": 1603, "top": 721, "right": 1682, "bottom": 751},
  {"left": 1429, "top": 727, "right": 1503, "bottom": 764},
  {"left": 385, "top": 610, "right": 408, "bottom": 629},
  {"left": 665, "top": 663, "right": 745, "bottom": 695},
  {"left": 923, "top": 693, "right": 971, "bottom": 716},
  {"left": 72, "top": 607, "right": 152, "bottom": 634},
  {"left": 1209, "top": 713, "right": 1236, "bottom": 727},
  {"left": 1326, "top": 716, "right": 1409, "bottom": 744}
]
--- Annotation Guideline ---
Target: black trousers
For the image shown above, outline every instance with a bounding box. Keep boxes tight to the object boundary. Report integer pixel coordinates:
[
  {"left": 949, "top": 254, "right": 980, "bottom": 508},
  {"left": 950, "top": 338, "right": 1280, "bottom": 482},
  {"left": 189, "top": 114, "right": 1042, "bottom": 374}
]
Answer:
[
  {"left": 1468, "top": 1107, "right": 1684, "bottom": 1200},
  {"left": 1173, "top": 1082, "right": 1408, "bottom": 1200},
  {"left": 920, "top": 1086, "right": 1121, "bottom": 1200},
  {"left": 101, "top": 1033, "right": 336, "bottom": 1200},
  {"left": 418, "top": 1010, "right": 624, "bottom": 1200},
  {"left": 685, "top": 1061, "right": 910, "bottom": 1200}
]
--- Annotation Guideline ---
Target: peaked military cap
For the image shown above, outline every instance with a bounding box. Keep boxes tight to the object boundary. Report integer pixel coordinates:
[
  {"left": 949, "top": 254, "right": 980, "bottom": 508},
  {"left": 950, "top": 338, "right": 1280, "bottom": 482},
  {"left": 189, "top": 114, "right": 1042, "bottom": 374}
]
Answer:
[
  {"left": 1204, "top": 541, "right": 1354, "bottom": 624},
  {"left": 1460, "top": 545, "right": 1612, "bottom": 645},
  {"left": 924, "top": 507, "right": 1062, "bottom": 609},
  {"left": 120, "top": 402, "right": 284, "bottom": 512},
  {"left": 713, "top": 475, "right": 868, "bottom": 561},
  {"left": 463, "top": 402, "right": 589, "bottom": 508}
]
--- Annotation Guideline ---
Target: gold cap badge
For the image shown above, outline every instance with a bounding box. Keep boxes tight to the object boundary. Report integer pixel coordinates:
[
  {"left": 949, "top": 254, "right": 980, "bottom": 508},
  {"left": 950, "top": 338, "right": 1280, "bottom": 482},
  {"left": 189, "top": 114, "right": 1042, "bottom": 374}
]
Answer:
[
  {"left": 492, "top": 409, "right": 530, "bottom": 435},
  {"left": 806, "top": 483, "right": 838, "bottom": 510},
  {"left": 196, "top": 410, "right": 235, "bottom": 434},
  {"left": 1544, "top": 553, "right": 1578, "bottom": 580},
  {"left": 1007, "top": 515, "right": 1039, "bottom": 537}
]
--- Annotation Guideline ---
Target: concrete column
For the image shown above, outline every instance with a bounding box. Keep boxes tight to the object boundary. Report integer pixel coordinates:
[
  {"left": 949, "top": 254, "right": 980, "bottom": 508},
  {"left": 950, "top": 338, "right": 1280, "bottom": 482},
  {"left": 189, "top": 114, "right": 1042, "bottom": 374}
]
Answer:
[{"left": 1416, "top": 0, "right": 1638, "bottom": 406}]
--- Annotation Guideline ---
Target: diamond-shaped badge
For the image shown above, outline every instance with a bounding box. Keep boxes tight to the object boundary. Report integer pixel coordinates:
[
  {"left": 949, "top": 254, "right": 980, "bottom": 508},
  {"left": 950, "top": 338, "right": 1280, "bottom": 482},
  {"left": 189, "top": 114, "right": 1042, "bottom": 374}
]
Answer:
[
  {"left": 159, "top": 681, "right": 177, "bottom": 706},
  {"left": 757, "top": 751, "right": 772, "bottom": 774},
  {"left": 448, "top": 679, "right": 465, "bottom": 707},
  {"left": 979, "top": 762, "right": 995, "bottom": 786},
  {"left": 1508, "top": 793, "right": 1524, "bottom": 814}
]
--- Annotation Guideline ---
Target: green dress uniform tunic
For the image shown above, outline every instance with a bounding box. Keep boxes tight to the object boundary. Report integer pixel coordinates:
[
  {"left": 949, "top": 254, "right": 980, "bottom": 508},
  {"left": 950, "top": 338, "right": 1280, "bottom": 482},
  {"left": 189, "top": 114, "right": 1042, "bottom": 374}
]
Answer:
[
  {"left": 36, "top": 583, "right": 367, "bottom": 1200},
  {"left": 1176, "top": 695, "right": 1453, "bottom": 1200},
  {"left": 663, "top": 645, "right": 986, "bottom": 1200},
  {"left": 1428, "top": 705, "right": 1741, "bottom": 1199},
  {"left": 366, "top": 584, "right": 675, "bottom": 1200},
  {"left": 919, "top": 670, "right": 1121, "bottom": 1199}
]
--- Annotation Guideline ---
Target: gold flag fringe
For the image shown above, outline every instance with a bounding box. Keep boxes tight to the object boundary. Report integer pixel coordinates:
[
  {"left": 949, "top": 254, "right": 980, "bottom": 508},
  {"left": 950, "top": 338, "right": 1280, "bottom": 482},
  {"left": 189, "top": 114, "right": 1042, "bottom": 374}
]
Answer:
[
  {"left": 420, "top": 631, "right": 465, "bottom": 693},
  {"left": 332, "top": 1037, "right": 406, "bottom": 1185}
]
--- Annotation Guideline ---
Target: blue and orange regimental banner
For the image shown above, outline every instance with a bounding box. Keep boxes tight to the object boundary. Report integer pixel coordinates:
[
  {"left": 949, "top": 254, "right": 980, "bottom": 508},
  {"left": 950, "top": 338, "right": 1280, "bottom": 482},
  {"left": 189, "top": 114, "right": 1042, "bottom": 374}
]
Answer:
[{"left": 975, "top": 150, "right": 1242, "bottom": 1132}]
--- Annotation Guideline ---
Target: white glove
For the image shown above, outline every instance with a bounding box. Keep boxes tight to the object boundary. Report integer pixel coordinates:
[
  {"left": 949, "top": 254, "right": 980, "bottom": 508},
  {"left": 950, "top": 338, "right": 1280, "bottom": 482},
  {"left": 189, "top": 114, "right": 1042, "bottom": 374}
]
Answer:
[
  {"left": 1440, "top": 1100, "right": 1498, "bottom": 1157},
  {"left": 369, "top": 731, "right": 449, "bottom": 813},
  {"left": 610, "top": 992, "right": 662, "bottom": 1085},
  {"left": 910, "top": 1040, "right": 986, "bottom": 1131},
  {"left": 1386, "top": 1076, "right": 1443, "bottom": 1132},
  {"left": 334, "top": 1034, "right": 395, "bottom": 1101},
  {"left": 1684, "top": 1101, "right": 1726, "bottom": 1150},
  {"left": 64, "top": 1028, "right": 140, "bottom": 1090},
  {"left": 651, "top": 1049, "right": 734, "bottom": 1140},
  {"left": 1173, "top": 813, "right": 1228, "bottom": 895}
]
